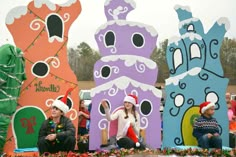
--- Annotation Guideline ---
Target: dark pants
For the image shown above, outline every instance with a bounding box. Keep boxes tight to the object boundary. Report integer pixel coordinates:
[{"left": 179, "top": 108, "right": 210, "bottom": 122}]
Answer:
[
  {"left": 117, "top": 137, "right": 145, "bottom": 150},
  {"left": 77, "top": 127, "right": 89, "bottom": 153},
  {"left": 38, "top": 136, "right": 75, "bottom": 155},
  {"left": 229, "top": 133, "right": 236, "bottom": 148},
  {"left": 198, "top": 134, "right": 222, "bottom": 149},
  {"left": 77, "top": 141, "right": 89, "bottom": 153},
  {"left": 78, "top": 127, "right": 88, "bottom": 136}
]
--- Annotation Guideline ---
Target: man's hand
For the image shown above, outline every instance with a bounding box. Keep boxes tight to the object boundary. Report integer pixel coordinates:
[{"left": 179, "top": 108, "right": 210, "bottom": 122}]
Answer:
[
  {"left": 213, "top": 133, "right": 220, "bottom": 136},
  {"left": 207, "top": 133, "right": 213, "bottom": 138},
  {"left": 45, "top": 134, "right": 57, "bottom": 141}
]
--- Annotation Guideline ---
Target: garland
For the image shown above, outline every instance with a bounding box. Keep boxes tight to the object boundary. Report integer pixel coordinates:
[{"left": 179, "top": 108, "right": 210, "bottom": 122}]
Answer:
[
  {"left": 82, "top": 148, "right": 232, "bottom": 157},
  {"left": 48, "top": 117, "right": 64, "bottom": 145},
  {"left": 38, "top": 148, "right": 234, "bottom": 157}
]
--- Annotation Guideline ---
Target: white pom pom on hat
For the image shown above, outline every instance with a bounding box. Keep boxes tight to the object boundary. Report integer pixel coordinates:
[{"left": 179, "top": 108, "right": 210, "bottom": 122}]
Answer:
[{"left": 135, "top": 142, "right": 140, "bottom": 147}]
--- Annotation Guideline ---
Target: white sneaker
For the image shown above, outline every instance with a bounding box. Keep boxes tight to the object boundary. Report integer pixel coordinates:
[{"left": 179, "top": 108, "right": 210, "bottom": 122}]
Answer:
[{"left": 0, "top": 153, "right": 6, "bottom": 157}]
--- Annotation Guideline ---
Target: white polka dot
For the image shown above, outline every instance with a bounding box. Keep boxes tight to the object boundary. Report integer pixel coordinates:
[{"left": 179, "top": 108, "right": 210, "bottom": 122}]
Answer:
[
  {"left": 175, "top": 94, "right": 184, "bottom": 107},
  {"left": 206, "top": 92, "right": 218, "bottom": 103}
]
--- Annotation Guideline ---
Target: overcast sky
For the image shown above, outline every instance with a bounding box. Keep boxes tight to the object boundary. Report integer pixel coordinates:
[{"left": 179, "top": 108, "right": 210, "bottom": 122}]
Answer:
[{"left": 0, "top": 0, "right": 235, "bottom": 50}]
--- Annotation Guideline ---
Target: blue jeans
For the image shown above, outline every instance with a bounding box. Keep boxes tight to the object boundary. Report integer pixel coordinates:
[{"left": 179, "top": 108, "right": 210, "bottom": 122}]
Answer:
[{"left": 198, "top": 134, "right": 222, "bottom": 149}]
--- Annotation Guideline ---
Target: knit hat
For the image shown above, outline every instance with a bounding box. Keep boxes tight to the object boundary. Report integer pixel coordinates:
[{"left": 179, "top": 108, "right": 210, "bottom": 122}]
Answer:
[
  {"left": 199, "top": 101, "right": 215, "bottom": 114},
  {"left": 52, "top": 88, "right": 73, "bottom": 113},
  {"left": 124, "top": 94, "right": 138, "bottom": 106},
  {"left": 123, "top": 122, "right": 140, "bottom": 147}
]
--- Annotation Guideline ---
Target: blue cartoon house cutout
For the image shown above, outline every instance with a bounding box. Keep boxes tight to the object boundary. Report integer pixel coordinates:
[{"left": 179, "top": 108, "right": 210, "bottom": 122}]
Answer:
[{"left": 163, "top": 5, "right": 230, "bottom": 147}]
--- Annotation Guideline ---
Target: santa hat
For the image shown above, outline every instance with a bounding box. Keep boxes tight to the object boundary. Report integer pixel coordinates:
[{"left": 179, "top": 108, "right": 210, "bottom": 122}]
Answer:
[
  {"left": 52, "top": 88, "right": 73, "bottom": 113},
  {"left": 199, "top": 101, "right": 215, "bottom": 114},
  {"left": 124, "top": 94, "right": 138, "bottom": 106},
  {"left": 123, "top": 122, "right": 140, "bottom": 147}
]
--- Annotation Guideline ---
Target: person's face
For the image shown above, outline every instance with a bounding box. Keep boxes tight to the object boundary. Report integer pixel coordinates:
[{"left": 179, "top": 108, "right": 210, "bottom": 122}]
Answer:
[
  {"left": 51, "top": 106, "right": 63, "bottom": 118},
  {"left": 124, "top": 101, "right": 133, "bottom": 111},
  {"left": 205, "top": 106, "right": 215, "bottom": 116},
  {"left": 80, "top": 100, "right": 85, "bottom": 108},
  {"left": 227, "top": 102, "right": 232, "bottom": 109},
  {"left": 226, "top": 93, "right": 231, "bottom": 102}
]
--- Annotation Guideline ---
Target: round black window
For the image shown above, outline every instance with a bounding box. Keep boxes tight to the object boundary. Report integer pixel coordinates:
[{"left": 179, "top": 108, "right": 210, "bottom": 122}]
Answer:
[
  {"left": 105, "top": 31, "right": 115, "bottom": 47},
  {"left": 140, "top": 100, "right": 152, "bottom": 116},
  {"left": 32, "top": 62, "right": 49, "bottom": 78},
  {"left": 132, "top": 33, "right": 144, "bottom": 48},
  {"left": 99, "top": 101, "right": 110, "bottom": 115},
  {"left": 101, "top": 66, "right": 111, "bottom": 78}
]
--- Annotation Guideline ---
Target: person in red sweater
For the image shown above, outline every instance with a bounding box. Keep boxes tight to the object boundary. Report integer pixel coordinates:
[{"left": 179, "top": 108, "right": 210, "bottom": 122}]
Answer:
[
  {"left": 78, "top": 100, "right": 90, "bottom": 136},
  {"left": 226, "top": 92, "right": 236, "bottom": 116},
  {"left": 227, "top": 100, "right": 236, "bottom": 131}
]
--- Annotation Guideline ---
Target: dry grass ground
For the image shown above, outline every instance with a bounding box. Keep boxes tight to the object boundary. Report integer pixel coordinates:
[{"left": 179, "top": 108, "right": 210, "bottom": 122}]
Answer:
[{"left": 78, "top": 81, "right": 236, "bottom": 94}]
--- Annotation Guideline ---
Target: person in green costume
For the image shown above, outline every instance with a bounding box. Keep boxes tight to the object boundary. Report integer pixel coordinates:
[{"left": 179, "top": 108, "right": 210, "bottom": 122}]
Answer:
[{"left": 0, "top": 44, "right": 26, "bottom": 154}]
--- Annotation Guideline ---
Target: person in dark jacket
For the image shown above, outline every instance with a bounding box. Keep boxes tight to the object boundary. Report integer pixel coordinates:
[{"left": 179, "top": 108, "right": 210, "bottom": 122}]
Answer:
[
  {"left": 38, "top": 89, "right": 76, "bottom": 155},
  {"left": 193, "top": 101, "right": 222, "bottom": 149}
]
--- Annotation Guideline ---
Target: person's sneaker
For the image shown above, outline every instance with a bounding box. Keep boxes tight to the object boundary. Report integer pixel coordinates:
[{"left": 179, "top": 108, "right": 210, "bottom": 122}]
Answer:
[{"left": 0, "top": 152, "right": 6, "bottom": 157}]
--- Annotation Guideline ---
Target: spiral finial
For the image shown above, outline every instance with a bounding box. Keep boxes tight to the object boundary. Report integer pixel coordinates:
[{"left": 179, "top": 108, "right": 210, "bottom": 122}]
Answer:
[{"left": 104, "top": 0, "right": 136, "bottom": 21}]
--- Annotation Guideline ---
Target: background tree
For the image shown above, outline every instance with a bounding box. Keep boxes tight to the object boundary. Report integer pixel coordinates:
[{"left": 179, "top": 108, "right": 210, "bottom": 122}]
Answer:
[
  {"left": 220, "top": 37, "right": 236, "bottom": 84},
  {"left": 68, "top": 42, "right": 101, "bottom": 81},
  {"left": 150, "top": 39, "right": 169, "bottom": 83}
]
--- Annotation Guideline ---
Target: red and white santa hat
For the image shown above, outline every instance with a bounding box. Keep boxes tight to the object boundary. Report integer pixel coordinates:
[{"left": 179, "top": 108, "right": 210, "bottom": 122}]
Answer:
[
  {"left": 199, "top": 101, "right": 215, "bottom": 114},
  {"left": 52, "top": 88, "right": 73, "bottom": 113},
  {"left": 124, "top": 94, "right": 138, "bottom": 106}
]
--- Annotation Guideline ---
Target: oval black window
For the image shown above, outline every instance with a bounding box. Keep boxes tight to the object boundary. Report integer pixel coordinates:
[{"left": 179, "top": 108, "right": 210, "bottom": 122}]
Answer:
[
  {"left": 140, "top": 100, "right": 152, "bottom": 116},
  {"left": 105, "top": 31, "right": 115, "bottom": 47},
  {"left": 101, "top": 66, "right": 111, "bottom": 78},
  {"left": 58, "top": 97, "right": 72, "bottom": 109},
  {"left": 132, "top": 33, "right": 144, "bottom": 48},
  {"left": 47, "top": 14, "right": 63, "bottom": 38},
  {"left": 32, "top": 62, "right": 49, "bottom": 77},
  {"left": 99, "top": 101, "right": 110, "bottom": 115}
]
